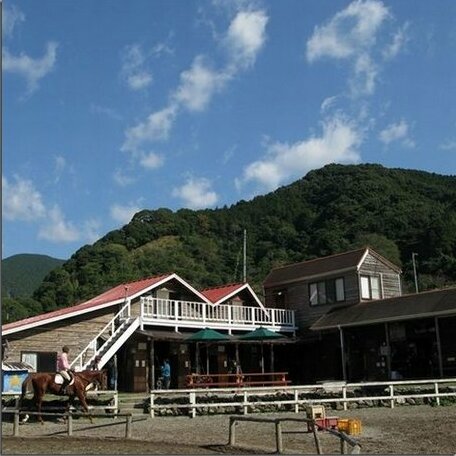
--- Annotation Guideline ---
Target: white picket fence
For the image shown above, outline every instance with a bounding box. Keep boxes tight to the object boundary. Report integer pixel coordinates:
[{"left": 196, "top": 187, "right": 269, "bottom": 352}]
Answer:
[{"left": 148, "top": 377, "right": 456, "bottom": 418}]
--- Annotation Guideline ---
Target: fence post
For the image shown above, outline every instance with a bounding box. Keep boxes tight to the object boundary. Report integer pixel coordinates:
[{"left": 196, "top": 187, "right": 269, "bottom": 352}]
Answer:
[
  {"left": 389, "top": 385, "right": 394, "bottom": 409},
  {"left": 190, "top": 392, "right": 196, "bottom": 418},
  {"left": 125, "top": 414, "right": 132, "bottom": 439},
  {"left": 150, "top": 393, "right": 155, "bottom": 418},
  {"left": 342, "top": 386, "right": 347, "bottom": 411},
  {"left": 229, "top": 417, "right": 236, "bottom": 446},
  {"left": 294, "top": 389, "right": 299, "bottom": 414},
  {"left": 340, "top": 437, "right": 347, "bottom": 454},
  {"left": 67, "top": 413, "right": 73, "bottom": 436},
  {"left": 13, "top": 411, "right": 20, "bottom": 437},
  {"left": 243, "top": 391, "right": 248, "bottom": 415},
  {"left": 275, "top": 420, "right": 283, "bottom": 454},
  {"left": 311, "top": 421, "right": 322, "bottom": 455},
  {"left": 434, "top": 383, "right": 440, "bottom": 406}
]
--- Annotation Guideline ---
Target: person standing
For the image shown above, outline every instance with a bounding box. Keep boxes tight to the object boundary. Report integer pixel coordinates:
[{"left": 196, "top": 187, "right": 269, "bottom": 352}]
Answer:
[
  {"left": 161, "top": 359, "right": 171, "bottom": 389},
  {"left": 57, "top": 346, "right": 72, "bottom": 394}
]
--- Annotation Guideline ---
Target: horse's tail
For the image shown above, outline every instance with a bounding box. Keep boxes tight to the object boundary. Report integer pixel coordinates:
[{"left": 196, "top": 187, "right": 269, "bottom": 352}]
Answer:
[{"left": 20, "top": 374, "right": 33, "bottom": 405}]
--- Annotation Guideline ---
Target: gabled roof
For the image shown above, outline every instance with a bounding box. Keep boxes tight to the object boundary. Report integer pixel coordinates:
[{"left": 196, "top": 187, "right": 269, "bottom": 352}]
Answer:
[
  {"left": 311, "top": 287, "right": 456, "bottom": 330},
  {"left": 3, "top": 273, "right": 211, "bottom": 335},
  {"left": 201, "top": 282, "right": 266, "bottom": 310},
  {"left": 263, "top": 247, "right": 401, "bottom": 287}
]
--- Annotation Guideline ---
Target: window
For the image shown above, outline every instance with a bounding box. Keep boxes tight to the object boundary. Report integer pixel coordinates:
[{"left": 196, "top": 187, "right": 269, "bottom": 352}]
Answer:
[
  {"left": 360, "top": 275, "right": 382, "bottom": 300},
  {"left": 309, "top": 278, "right": 345, "bottom": 305},
  {"left": 21, "top": 351, "right": 57, "bottom": 372}
]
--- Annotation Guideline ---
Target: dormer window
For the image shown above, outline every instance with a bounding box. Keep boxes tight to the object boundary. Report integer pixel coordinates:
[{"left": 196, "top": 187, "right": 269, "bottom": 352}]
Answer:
[
  {"left": 360, "top": 275, "right": 381, "bottom": 300},
  {"left": 309, "top": 278, "right": 345, "bottom": 305}
]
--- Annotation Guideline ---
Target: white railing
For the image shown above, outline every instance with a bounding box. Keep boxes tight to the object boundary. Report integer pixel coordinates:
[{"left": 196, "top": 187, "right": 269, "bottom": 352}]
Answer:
[
  {"left": 70, "top": 300, "right": 132, "bottom": 371},
  {"left": 148, "top": 377, "right": 456, "bottom": 418},
  {"left": 140, "top": 297, "right": 296, "bottom": 331}
]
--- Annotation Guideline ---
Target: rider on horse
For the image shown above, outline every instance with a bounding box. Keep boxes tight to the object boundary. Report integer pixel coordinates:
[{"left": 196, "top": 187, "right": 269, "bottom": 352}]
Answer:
[{"left": 57, "top": 345, "right": 73, "bottom": 394}]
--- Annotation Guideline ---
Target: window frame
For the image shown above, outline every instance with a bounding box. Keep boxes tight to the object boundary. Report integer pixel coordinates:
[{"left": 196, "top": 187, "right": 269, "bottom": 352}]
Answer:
[
  {"left": 309, "top": 277, "right": 346, "bottom": 306},
  {"left": 360, "top": 275, "right": 382, "bottom": 300}
]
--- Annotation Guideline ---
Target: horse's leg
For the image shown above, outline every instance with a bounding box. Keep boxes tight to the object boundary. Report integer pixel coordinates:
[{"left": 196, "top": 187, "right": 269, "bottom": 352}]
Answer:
[
  {"left": 75, "top": 388, "right": 93, "bottom": 424},
  {"left": 36, "top": 391, "right": 44, "bottom": 425}
]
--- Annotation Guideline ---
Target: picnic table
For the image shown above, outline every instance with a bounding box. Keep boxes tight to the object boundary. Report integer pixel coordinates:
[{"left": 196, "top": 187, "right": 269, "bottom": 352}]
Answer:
[{"left": 185, "top": 372, "right": 290, "bottom": 388}]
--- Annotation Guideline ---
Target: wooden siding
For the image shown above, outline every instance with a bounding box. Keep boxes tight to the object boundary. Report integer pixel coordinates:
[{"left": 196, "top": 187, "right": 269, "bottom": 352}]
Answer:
[
  {"left": 4, "top": 308, "right": 116, "bottom": 366},
  {"left": 264, "top": 271, "right": 360, "bottom": 330},
  {"left": 264, "top": 251, "right": 402, "bottom": 331},
  {"left": 358, "top": 252, "right": 402, "bottom": 299}
]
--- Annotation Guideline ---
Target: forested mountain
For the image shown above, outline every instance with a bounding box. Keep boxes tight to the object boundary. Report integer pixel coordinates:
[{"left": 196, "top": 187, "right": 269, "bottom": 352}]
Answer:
[
  {"left": 2, "top": 254, "right": 65, "bottom": 297},
  {"left": 4, "top": 164, "right": 456, "bottom": 323},
  {"left": 2, "top": 254, "right": 65, "bottom": 323}
]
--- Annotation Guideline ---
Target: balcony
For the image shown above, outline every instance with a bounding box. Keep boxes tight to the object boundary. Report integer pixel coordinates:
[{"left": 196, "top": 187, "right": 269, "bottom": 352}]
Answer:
[{"left": 140, "top": 297, "right": 296, "bottom": 333}]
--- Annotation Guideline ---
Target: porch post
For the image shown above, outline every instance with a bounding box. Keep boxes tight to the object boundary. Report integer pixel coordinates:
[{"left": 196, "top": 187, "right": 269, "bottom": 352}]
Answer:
[
  {"left": 384, "top": 322, "right": 391, "bottom": 380},
  {"left": 235, "top": 343, "right": 240, "bottom": 368},
  {"left": 338, "top": 326, "right": 347, "bottom": 381},
  {"left": 435, "top": 317, "right": 443, "bottom": 378},
  {"left": 150, "top": 338, "right": 155, "bottom": 390},
  {"left": 196, "top": 343, "right": 200, "bottom": 374}
]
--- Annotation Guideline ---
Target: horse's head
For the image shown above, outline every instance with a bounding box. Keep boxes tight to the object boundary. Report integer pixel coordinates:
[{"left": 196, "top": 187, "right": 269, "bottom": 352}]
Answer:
[{"left": 77, "top": 369, "right": 108, "bottom": 390}]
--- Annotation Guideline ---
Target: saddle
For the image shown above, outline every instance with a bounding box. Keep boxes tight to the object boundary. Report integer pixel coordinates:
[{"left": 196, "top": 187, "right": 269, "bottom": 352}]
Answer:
[{"left": 54, "top": 371, "right": 75, "bottom": 386}]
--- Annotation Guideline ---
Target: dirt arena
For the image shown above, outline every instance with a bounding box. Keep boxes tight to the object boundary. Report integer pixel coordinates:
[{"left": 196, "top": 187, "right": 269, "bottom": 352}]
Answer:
[{"left": 2, "top": 405, "right": 456, "bottom": 454}]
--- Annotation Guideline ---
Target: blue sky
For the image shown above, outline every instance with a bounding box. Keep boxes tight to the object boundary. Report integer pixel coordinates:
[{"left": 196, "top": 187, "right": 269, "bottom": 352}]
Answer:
[{"left": 3, "top": 0, "right": 456, "bottom": 260}]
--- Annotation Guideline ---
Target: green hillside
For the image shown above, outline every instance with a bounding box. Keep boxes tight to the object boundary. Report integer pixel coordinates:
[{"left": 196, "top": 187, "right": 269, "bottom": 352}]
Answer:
[
  {"left": 2, "top": 254, "right": 65, "bottom": 298},
  {"left": 2, "top": 254, "right": 65, "bottom": 323},
  {"left": 4, "top": 164, "right": 456, "bottom": 323}
]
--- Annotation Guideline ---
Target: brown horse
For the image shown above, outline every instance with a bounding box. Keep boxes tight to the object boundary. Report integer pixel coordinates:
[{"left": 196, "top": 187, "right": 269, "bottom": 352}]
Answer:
[{"left": 20, "top": 370, "right": 107, "bottom": 424}]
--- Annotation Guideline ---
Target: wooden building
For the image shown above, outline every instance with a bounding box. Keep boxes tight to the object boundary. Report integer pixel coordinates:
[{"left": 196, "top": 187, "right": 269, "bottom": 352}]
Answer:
[
  {"left": 2, "top": 274, "right": 296, "bottom": 392},
  {"left": 263, "top": 247, "right": 456, "bottom": 383}
]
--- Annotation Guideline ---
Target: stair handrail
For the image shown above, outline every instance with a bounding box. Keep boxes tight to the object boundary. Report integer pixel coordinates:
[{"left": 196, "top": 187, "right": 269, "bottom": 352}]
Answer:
[{"left": 70, "top": 299, "right": 131, "bottom": 370}]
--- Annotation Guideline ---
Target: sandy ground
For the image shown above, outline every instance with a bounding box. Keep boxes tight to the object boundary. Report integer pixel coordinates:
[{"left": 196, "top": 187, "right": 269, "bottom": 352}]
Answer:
[{"left": 2, "top": 405, "right": 456, "bottom": 454}]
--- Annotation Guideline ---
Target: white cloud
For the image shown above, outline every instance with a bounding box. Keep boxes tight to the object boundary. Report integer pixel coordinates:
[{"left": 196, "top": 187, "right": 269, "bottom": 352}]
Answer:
[
  {"left": 122, "top": 106, "right": 177, "bottom": 153},
  {"left": 383, "top": 22, "right": 409, "bottom": 60},
  {"left": 90, "top": 103, "right": 122, "bottom": 121},
  {"left": 440, "top": 140, "right": 456, "bottom": 151},
  {"left": 3, "top": 42, "right": 58, "bottom": 95},
  {"left": 113, "top": 169, "right": 136, "bottom": 187},
  {"left": 307, "top": 0, "right": 389, "bottom": 62},
  {"left": 379, "top": 120, "right": 414, "bottom": 147},
  {"left": 225, "top": 9, "right": 269, "bottom": 70},
  {"left": 236, "top": 116, "right": 362, "bottom": 192},
  {"left": 172, "top": 177, "right": 219, "bottom": 209},
  {"left": 173, "top": 56, "right": 227, "bottom": 112},
  {"left": 53, "top": 155, "right": 66, "bottom": 184},
  {"left": 83, "top": 219, "right": 101, "bottom": 243},
  {"left": 2, "top": 175, "right": 46, "bottom": 221},
  {"left": 121, "top": 44, "right": 153, "bottom": 91},
  {"left": 2, "top": 3, "right": 25, "bottom": 38},
  {"left": 306, "top": 0, "right": 390, "bottom": 96},
  {"left": 139, "top": 152, "right": 164, "bottom": 170},
  {"left": 110, "top": 203, "right": 141, "bottom": 225},
  {"left": 121, "top": 7, "right": 268, "bottom": 157},
  {"left": 38, "top": 205, "right": 80, "bottom": 243}
]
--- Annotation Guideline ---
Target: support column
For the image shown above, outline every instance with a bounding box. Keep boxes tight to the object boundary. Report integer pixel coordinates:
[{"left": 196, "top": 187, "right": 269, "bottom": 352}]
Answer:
[
  {"left": 384, "top": 322, "right": 391, "bottom": 380},
  {"left": 338, "top": 326, "right": 347, "bottom": 381},
  {"left": 149, "top": 338, "right": 155, "bottom": 390},
  {"left": 435, "top": 317, "right": 444, "bottom": 378}
]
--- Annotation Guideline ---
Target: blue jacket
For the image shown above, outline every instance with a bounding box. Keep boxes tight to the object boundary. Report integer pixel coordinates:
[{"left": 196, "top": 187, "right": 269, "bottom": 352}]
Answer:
[{"left": 161, "top": 362, "right": 170, "bottom": 377}]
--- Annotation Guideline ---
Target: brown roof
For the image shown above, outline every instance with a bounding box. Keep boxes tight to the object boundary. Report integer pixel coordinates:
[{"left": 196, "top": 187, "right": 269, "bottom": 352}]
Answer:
[
  {"left": 264, "top": 248, "right": 367, "bottom": 286},
  {"left": 264, "top": 247, "right": 401, "bottom": 287},
  {"left": 311, "top": 287, "right": 456, "bottom": 330}
]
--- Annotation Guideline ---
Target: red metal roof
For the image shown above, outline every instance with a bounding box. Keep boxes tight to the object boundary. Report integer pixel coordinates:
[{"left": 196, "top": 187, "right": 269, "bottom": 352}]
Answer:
[
  {"left": 2, "top": 274, "right": 171, "bottom": 333},
  {"left": 202, "top": 283, "right": 246, "bottom": 304}
]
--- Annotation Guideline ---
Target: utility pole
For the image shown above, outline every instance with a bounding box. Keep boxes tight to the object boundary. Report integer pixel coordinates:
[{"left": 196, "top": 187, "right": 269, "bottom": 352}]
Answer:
[
  {"left": 412, "top": 252, "right": 419, "bottom": 293},
  {"left": 243, "top": 229, "right": 247, "bottom": 283}
]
